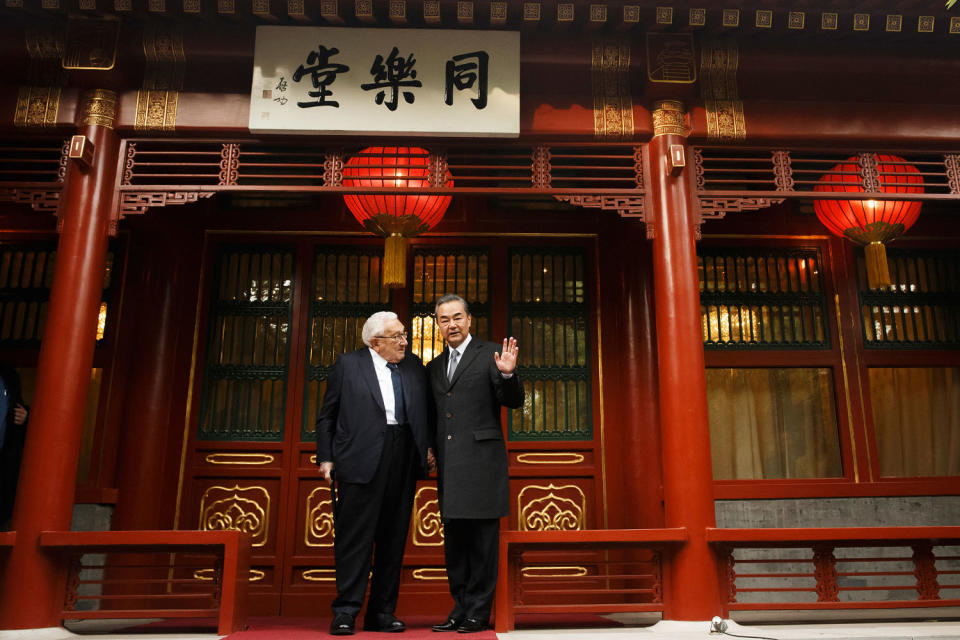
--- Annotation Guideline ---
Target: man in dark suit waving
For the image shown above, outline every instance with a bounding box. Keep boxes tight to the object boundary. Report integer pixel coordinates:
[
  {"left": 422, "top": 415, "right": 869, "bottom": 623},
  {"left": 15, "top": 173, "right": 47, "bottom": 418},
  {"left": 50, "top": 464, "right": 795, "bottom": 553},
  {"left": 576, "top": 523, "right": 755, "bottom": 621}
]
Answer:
[
  {"left": 317, "top": 311, "right": 435, "bottom": 636},
  {"left": 428, "top": 294, "right": 523, "bottom": 634}
]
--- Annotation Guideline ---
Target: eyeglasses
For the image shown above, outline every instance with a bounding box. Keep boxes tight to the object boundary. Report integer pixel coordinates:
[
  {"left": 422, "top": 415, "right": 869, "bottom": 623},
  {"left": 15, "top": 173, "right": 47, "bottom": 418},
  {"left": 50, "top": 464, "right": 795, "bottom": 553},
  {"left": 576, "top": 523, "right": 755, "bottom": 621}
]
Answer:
[{"left": 376, "top": 333, "right": 408, "bottom": 342}]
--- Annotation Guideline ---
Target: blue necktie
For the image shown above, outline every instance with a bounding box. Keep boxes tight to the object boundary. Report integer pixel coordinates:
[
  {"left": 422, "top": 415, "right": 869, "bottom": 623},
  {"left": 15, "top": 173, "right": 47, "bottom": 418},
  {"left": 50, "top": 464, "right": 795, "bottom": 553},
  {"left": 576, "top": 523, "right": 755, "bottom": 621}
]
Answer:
[{"left": 386, "top": 362, "right": 406, "bottom": 424}]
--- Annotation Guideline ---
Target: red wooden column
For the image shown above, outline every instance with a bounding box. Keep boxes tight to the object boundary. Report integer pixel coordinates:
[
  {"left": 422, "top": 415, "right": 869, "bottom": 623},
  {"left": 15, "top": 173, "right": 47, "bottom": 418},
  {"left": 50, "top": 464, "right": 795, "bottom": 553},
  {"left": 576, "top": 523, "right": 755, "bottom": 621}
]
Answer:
[
  {"left": 0, "top": 90, "right": 120, "bottom": 630},
  {"left": 613, "top": 221, "right": 664, "bottom": 529},
  {"left": 112, "top": 224, "right": 189, "bottom": 532},
  {"left": 648, "top": 100, "right": 723, "bottom": 619}
]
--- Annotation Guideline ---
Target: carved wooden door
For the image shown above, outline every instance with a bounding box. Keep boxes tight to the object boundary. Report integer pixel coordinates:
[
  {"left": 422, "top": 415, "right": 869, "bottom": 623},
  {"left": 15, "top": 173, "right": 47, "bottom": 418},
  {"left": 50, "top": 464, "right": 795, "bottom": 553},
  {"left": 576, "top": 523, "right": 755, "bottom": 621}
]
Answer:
[{"left": 177, "top": 235, "right": 608, "bottom": 616}]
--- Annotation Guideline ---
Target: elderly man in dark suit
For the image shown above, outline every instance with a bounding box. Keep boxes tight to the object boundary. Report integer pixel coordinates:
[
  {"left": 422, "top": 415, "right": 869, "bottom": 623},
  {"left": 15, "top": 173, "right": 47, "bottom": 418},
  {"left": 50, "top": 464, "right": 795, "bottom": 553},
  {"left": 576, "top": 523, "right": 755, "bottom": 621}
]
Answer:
[
  {"left": 427, "top": 294, "right": 523, "bottom": 634},
  {"left": 317, "top": 311, "right": 435, "bottom": 636}
]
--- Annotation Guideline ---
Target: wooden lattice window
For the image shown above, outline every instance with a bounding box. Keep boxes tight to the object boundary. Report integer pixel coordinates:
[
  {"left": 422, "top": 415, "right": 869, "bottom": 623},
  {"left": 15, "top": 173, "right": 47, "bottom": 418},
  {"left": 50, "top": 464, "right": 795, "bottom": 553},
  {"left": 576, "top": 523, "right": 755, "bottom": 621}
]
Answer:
[
  {"left": 699, "top": 248, "right": 828, "bottom": 349},
  {"left": 858, "top": 250, "right": 960, "bottom": 348},
  {"left": 199, "top": 246, "right": 294, "bottom": 441},
  {"left": 0, "top": 243, "right": 115, "bottom": 346},
  {"left": 301, "top": 247, "right": 389, "bottom": 439},
  {"left": 409, "top": 247, "right": 489, "bottom": 365},
  {"left": 508, "top": 248, "right": 591, "bottom": 441}
]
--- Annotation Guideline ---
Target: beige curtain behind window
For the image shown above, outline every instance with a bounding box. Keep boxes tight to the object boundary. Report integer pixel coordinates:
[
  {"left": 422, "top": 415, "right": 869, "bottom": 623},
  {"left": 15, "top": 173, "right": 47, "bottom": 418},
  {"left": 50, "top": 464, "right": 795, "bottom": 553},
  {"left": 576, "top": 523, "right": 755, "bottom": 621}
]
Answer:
[
  {"left": 707, "top": 368, "right": 842, "bottom": 480},
  {"left": 870, "top": 367, "right": 960, "bottom": 477}
]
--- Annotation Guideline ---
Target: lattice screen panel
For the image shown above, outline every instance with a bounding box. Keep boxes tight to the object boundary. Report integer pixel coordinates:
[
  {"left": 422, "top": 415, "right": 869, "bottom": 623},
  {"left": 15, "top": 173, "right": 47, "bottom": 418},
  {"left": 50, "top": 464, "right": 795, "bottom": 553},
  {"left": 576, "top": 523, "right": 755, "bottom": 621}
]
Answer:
[
  {"left": 699, "top": 248, "right": 828, "bottom": 350},
  {"left": 199, "top": 246, "right": 294, "bottom": 441},
  {"left": 859, "top": 250, "right": 960, "bottom": 348},
  {"left": 409, "top": 247, "right": 489, "bottom": 365},
  {"left": 0, "top": 244, "right": 115, "bottom": 346},
  {"left": 302, "top": 247, "right": 390, "bottom": 439},
  {"left": 508, "top": 248, "right": 591, "bottom": 441}
]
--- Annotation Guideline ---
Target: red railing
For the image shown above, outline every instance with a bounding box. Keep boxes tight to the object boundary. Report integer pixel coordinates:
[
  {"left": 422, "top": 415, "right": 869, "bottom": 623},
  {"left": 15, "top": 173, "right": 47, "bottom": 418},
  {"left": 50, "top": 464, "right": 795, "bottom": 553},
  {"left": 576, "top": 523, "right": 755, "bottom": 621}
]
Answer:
[
  {"left": 39, "top": 529, "right": 250, "bottom": 636},
  {"left": 707, "top": 527, "right": 960, "bottom": 614},
  {"left": 495, "top": 528, "right": 688, "bottom": 632}
]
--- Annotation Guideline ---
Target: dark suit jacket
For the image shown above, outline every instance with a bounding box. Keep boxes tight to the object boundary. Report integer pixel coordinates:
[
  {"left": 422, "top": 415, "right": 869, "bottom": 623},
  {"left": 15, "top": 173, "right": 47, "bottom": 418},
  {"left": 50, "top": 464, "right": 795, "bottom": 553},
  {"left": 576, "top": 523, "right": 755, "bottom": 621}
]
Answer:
[
  {"left": 316, "top": 348, "right": 432, "bottom": 484},
  {"left": 428, "top": 338, "right": 524, "bottom": 520},
  {"left": 0, "top": 363, "right": 27, "bottom": 525},
  {"left": 0, "top": 364, "right": 26, "bottom": 453}
]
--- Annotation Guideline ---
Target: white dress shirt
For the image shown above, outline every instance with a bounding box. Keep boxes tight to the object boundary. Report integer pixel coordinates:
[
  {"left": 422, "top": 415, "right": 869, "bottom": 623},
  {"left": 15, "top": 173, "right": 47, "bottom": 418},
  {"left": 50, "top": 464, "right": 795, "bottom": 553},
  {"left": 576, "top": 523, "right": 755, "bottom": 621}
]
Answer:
[{"left": 447, "top": 333, "right": 472, "bottom": 377}]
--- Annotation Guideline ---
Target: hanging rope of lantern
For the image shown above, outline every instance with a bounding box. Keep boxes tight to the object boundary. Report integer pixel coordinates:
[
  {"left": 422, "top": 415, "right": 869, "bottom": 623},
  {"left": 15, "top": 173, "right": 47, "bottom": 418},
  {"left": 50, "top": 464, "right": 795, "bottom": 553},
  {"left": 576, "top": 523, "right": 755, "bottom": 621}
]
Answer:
[
  {"left": 342, "top": 146, "right": 453, "bottom": 288},
  {"left": 813, "top": 154, "right": 923, "bottom": 289}
]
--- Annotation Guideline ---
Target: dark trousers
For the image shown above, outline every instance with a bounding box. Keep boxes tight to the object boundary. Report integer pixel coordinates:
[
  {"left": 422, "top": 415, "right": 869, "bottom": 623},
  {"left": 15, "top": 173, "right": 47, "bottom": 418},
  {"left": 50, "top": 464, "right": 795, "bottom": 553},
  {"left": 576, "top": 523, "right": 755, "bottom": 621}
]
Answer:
[
  {"left": 0, "top": 443, "right": 24, "bottom": 529},
  {"left": 332, "top": 425, "right": 418, "bottom": 619},
  {"left": 443, "top": 517, "right": 500, "bottom": 623}
]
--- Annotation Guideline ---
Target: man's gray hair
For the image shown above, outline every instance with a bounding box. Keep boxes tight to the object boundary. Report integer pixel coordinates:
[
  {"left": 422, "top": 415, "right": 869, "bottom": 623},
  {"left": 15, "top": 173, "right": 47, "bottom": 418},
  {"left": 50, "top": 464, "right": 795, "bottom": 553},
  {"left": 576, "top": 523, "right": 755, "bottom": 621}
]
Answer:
[
  {"left": 434, "top": 293, "right": 470, "bottom": 316},
  {"left": 362, "top": 311, "right": 399, "bottom": 347}
]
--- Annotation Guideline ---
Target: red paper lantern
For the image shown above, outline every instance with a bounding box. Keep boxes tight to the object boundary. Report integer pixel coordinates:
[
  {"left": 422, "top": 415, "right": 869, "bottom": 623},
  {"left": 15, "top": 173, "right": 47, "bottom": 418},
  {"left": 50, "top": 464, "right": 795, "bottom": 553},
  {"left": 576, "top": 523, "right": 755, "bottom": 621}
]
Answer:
[
  {"left": 813, "top": 154, "right": 923, "bottom": 289},
  {"left": 343, "top": 147, "right": 453, "bottom": 288}
]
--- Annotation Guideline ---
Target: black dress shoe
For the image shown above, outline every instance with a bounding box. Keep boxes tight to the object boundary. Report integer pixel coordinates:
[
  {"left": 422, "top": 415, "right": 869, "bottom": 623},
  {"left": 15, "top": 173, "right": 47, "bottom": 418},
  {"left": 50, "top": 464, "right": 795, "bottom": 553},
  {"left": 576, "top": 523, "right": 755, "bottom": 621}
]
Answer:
[
  {"left": 363, "top": 613, "right": 406, "bottom": 632},
  {"left": 330, "top": 614, "right": 355, "bottom": 636},
  {"left": 431, "top": 618, "right": 462, "bottom": 632},
  {"left": 457, "top": 618, "right": 487, "bottom": 633}
]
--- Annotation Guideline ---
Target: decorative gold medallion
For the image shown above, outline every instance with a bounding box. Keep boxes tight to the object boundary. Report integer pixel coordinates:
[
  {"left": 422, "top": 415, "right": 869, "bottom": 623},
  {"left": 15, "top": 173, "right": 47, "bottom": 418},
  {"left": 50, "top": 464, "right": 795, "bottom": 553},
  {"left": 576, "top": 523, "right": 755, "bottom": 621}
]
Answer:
[
  {"left": 199, "top": 484, "right": 270, "bottom": 547},
  {"left": 413, "top": 486, "right": 444, "bottom": 546},
  {"left": 305, "top": 486, "right": 335, "bottom": 547},
  {"left": 518, "top": 483, "right": 586, "bottom": 531}
]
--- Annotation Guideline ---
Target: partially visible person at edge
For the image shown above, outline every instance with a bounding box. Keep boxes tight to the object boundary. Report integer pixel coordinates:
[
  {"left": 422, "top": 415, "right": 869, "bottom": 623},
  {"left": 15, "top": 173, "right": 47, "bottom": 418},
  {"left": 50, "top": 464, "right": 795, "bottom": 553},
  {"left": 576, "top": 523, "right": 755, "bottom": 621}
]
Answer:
[
  {"left": 427, "top": 293, "right": 523, "bottom": 634},
  {"left": 0, "top": 362, "right": 29, "bottom": 531},
  {"left": 316, "top": 311, "right": 436, "bottom": 636}
]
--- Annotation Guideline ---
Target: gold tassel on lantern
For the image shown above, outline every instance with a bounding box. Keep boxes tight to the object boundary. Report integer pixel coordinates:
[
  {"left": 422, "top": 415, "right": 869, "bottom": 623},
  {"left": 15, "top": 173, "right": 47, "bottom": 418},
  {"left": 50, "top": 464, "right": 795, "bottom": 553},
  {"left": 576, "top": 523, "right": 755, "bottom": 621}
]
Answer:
[
  {"left": 863, "top": 241, "right": 892, "bottom": 290},
  {"left": 383, "top": 233, "right": 408, "bottom": 288}
]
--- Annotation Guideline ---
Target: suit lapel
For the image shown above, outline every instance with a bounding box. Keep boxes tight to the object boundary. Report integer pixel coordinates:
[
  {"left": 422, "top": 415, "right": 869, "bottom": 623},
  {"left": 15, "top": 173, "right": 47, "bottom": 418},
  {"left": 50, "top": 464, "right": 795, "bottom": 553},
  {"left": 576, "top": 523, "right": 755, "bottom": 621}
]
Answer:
[
  {"left": 398, "top": 355, "right": 418, "bottom": 408},
  {"left": 435, "top": 349, "right": 451, "bottom": 390},
  {"left": 360, "top": 349, "right": 386, "bottom": 414},
  {"left": 448, "top": 338, "right": 482, "bottom": 387}
]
